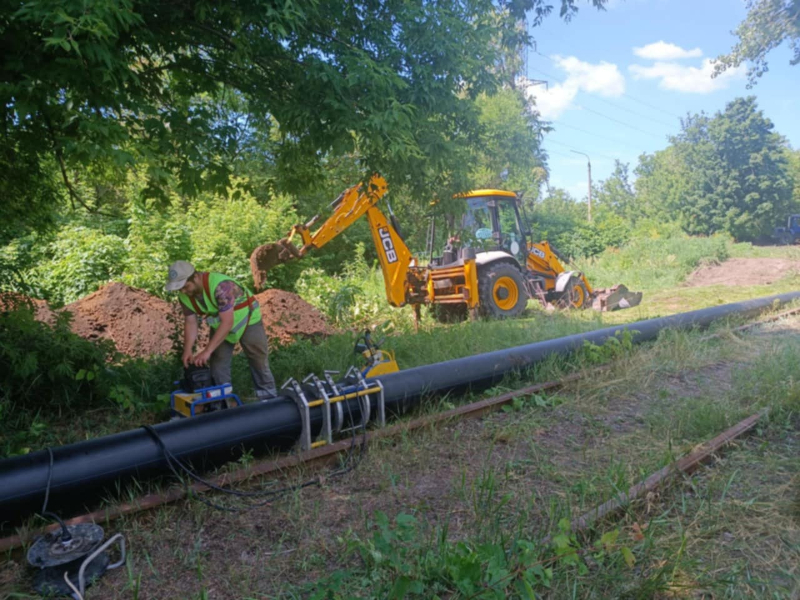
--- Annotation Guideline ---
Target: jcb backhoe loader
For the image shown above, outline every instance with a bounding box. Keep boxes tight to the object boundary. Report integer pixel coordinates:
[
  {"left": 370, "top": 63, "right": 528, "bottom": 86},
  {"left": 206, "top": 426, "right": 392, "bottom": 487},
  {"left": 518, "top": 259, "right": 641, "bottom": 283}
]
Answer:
[{"left": 249, "top": 175, "right": 641, "bottom": 322}]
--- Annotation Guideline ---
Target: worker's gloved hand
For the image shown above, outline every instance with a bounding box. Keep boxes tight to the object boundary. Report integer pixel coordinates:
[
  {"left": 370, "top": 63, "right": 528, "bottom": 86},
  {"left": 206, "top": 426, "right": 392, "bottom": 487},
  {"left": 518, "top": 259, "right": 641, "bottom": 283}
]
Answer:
[
  {"left": 192, "top": 349, "right": 212, "bottom": 367},
  {"left": 182, "top": 348, "right": 193, "bottom": 368}
]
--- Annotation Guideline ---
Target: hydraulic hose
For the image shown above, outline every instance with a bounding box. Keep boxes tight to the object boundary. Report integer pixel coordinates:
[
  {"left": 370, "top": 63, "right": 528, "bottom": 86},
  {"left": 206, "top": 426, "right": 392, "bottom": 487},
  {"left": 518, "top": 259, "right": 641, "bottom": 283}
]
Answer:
[{"left": 1, "top": 291, "right": 798, "bottom": 526}]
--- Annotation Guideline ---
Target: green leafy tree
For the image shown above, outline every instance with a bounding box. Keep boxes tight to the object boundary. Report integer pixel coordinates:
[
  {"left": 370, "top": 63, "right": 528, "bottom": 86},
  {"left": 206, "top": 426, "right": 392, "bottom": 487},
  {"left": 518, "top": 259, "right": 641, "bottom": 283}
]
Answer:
[
  {"left": 669, "top": 97, "right": 793, "bottom": 240},
  {"left": 594, "top": 161, "right": 635, "bottom": 219},
  {"left": 2, "top": 0, "right": 607, "bottom": 214},
  {"left": 470, "top": 88, "right": 548, "bottom": 193},
  {"left": 785, "top": 147, "right": 800, "bottom": 209},
  {"left": 714, "top": 0, "right": 800, "bottom": 86},
  {"left": 633, "top": 148, "right": 693, "bottom": 231}
]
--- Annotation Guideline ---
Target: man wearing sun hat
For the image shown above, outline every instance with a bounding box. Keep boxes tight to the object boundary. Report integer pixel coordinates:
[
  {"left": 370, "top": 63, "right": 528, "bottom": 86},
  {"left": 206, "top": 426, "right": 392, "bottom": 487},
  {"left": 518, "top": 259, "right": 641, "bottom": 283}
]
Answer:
[{"left": 165, "top": 260, "right": 277, "bottom": 400}]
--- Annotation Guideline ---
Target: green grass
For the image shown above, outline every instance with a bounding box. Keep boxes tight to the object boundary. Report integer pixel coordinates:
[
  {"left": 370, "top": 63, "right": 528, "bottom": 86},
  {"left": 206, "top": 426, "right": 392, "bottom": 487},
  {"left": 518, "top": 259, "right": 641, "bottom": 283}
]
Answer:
[{"left": 577, "top": 233, "right": 731, "bottom": 292}]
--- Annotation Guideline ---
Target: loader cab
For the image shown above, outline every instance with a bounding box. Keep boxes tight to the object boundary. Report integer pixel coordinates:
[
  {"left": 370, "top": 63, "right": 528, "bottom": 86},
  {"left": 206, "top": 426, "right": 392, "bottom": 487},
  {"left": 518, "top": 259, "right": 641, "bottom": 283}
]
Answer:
[{"left": 459, "top": 190, "right": 529, "bottom": 266}]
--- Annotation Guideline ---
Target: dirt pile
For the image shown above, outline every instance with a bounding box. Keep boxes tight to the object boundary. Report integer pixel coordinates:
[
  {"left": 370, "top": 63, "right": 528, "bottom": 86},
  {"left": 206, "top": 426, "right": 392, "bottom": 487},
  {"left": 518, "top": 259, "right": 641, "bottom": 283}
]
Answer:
[
  {"left": 255, "top": 288, "right": 335, "bottom": 346},
  {"left": 0, "top": 292, "right": 57, "bottom": 325},
  {"left": 65, "top": 283, "right": 180, "bottom": 357},
  {"left": 2, "top": 283, "right": 334, "bottom": 357},
  {"left": 686, "top": 257, "right": 800, "bottom": 287}
]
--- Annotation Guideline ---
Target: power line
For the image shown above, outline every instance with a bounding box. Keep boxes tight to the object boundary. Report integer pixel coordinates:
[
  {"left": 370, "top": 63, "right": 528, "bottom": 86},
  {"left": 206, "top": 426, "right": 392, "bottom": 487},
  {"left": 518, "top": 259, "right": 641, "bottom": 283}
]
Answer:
[
  {"left": 550, "top": 120, "right": 649, "bottom": 148},
  {"left": 543, "top": 138, "right": 621, "bottom": 162},
  {"left": 577, "top": 105, "right": 666, "bottom": 140},
  {"left": 531, "top": 50, "right": 683, "bottom": 121},
  {"left": 528, "top": 63, "right": 676, "bottom": 129},
  {"left": 526, "top": 65, "right": 666, "bottom": 139}
]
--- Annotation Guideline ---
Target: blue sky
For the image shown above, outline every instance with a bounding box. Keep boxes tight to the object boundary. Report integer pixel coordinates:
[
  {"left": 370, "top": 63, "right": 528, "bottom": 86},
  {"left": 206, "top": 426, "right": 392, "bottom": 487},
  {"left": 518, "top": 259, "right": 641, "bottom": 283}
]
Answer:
[{"left": 523, "top": 0, "right": 800, "bottom": 200}]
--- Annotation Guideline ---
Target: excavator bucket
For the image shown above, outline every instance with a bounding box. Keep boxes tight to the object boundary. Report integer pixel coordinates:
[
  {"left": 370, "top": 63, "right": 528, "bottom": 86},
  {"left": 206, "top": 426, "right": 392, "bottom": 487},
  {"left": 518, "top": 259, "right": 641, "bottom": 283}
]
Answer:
[
  {"left": 250, "top": 238, "right": 302, "bottom": 290},
  {"left": 591, "top": 284, "right": 643, "bottom": 312}
]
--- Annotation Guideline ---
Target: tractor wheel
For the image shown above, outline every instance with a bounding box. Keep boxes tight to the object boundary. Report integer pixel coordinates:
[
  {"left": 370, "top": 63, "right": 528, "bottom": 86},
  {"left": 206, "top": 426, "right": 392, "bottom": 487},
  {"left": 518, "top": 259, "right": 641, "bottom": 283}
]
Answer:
[
  {"left": 556, "top": 276, "right": 590, "bottom": 309},
  {"left": 478, "top": 263, "right": 528, "bottom": 318},
  {"left": 432, "top": 303, "right": 468, "bottom": 324}
]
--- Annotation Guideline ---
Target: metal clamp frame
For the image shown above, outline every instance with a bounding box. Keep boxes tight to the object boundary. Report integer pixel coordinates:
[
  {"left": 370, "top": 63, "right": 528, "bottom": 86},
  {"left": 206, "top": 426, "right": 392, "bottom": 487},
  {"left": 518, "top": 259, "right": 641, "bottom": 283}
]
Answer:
[
  {"left": 340, "top": 367, "right": 385, "bottom": 431},
  {"left": 324, "top": 371, "right": 344, "bottom": 435},
  {"left": 280, "top": 378, "right": 313, "bottom": 451},
  {"left": 283, "top": 369, "right": 386, "bottom": 452},
  {"left": 304, "top": 374, "right": 333, "bottom": 447}
]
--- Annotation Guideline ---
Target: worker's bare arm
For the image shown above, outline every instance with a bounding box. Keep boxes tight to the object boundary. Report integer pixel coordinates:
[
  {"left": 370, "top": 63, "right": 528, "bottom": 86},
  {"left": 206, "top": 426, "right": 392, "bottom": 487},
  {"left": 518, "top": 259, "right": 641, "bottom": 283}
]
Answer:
[{"left": 183, "top": 314, "right": 198, "bottom": 367}]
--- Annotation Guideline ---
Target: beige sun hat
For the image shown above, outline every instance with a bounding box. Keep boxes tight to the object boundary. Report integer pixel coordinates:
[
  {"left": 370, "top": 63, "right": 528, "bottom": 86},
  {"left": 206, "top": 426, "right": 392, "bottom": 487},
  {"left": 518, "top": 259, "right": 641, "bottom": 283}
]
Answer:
[{"left": 165, "top": 260, "right": 195, "bottom": 292}]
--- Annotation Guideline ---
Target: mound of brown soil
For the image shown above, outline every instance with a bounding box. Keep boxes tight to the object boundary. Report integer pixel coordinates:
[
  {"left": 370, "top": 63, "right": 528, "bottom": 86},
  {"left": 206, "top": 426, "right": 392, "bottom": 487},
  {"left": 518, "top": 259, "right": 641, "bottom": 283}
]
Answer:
[
  {"left": 686, "top": 257, "right": 800, "bottom": 287},
  {"left": 64, "top": 282, "right": 180, "bottom": 358},
  {"left": 255, "top": 289, "right": 335, "bottom": 346},
  {"left": 3, "top": 283, "right": 334, "bottom": 357},
  {"left": 0, "top": 292, "right": 57, "bottom": 325}
]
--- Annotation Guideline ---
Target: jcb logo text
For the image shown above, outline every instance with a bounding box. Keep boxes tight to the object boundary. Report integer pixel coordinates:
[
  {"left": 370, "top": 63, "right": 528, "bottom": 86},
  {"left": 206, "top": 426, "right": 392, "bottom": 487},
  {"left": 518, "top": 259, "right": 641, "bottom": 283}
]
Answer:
[{"left": 379, "top": 228, "right": 398, "bottom": 263}]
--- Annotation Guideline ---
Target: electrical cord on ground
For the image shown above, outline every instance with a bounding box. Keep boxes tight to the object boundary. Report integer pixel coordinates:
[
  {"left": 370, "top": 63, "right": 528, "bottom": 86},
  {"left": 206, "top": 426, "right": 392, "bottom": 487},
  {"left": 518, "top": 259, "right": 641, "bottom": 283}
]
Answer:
[
  {"left": 141, "top": 392, "right": 369, "bottom": 513},
  {"left": 41, "top": 447, "right": 72, "bottom": 542}
]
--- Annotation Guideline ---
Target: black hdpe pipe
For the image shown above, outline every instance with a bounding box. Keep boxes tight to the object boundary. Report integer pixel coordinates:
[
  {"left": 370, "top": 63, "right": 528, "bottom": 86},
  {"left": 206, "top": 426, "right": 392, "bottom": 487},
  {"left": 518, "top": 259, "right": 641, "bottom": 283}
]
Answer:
[{"left": 1, "top": 291, "right": 798, "bottom": 526}]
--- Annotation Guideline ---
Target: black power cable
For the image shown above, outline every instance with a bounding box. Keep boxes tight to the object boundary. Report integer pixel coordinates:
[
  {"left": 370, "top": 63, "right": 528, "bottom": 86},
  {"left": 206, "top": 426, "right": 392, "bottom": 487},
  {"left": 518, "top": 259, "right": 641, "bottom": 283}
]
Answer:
[
  {"left": 141, "top": 390, "right": 369, "bottom": 513},
  {"left": 41, "top": 447, "right": 72, "bottom": 542}
]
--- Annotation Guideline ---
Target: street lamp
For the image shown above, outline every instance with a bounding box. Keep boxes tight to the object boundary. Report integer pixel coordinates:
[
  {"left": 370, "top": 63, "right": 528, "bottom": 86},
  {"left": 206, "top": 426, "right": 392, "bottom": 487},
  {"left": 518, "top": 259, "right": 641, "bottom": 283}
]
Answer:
[{"left": 570, "top": 150, "right": 592, "bottom": 223}]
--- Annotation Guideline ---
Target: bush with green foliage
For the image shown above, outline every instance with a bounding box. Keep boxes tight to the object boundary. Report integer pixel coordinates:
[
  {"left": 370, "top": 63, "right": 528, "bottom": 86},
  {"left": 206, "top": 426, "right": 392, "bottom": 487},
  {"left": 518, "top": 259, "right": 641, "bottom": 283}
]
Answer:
[
  {"left": 121, "top": 200, "right": 193, "bottom": 297},
  {"left": 0, "top": 307, "right": 116, "bottom": 412},
  {"left": 188, "top": 180, "right": 303, "bottom": 291},
  {"left": 295, "top": 242, "right": 411, "bottom": 330},
  {"left": 32, "top": 225, "right": 127, "bottom": 305},
  {"left": 0, "top": 304, "right": 179, "bottom": 455}
]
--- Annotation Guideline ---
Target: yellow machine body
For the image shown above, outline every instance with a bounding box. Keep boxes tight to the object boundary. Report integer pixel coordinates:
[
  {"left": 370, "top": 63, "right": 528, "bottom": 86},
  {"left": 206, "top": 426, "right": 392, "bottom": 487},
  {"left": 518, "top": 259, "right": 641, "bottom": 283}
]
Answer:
[{"left": 361, "top": 348, "right": 400, "bottom": 378}]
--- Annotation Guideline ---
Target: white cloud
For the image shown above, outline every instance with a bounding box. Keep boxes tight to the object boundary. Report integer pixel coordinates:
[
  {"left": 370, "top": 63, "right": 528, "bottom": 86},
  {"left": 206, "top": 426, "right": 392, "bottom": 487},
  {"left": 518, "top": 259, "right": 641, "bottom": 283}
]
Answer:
[
  {"left": 522, "top": 56, "right": 625, "bottom": 120},
  {"left": 629, "top": 59, "right": 745, "bottom": 93},
  {"left": 633, "top": 41, "right": 703, "bottom": 61}
]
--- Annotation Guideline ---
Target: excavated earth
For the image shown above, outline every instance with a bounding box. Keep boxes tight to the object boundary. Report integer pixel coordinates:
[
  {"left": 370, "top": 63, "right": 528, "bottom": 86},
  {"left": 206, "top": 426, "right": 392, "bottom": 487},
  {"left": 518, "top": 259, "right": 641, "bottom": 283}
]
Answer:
[
  {"left": 2, "top": 283, "right": 334, "bottom": 358},
  {"left": 686, "top": 257, "right": 800, "bottom": 287}
]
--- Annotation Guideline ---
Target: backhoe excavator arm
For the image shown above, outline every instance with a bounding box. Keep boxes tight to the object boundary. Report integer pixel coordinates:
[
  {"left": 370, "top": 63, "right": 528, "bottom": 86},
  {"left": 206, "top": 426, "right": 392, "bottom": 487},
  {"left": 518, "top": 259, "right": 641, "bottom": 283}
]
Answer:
[
  {"left": 250, "top": 175, "right": 415, "bottom": 307},
  {"left": 287, "top": 176, "right": 389, "bottom": 252}
]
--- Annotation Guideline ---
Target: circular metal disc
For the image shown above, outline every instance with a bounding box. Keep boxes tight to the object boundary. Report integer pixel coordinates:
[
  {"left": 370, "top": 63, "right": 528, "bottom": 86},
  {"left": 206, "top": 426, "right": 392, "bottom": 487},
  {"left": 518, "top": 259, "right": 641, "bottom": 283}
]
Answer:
[
  {"left": 34, "top": 551, "right": 110, "bottom": 597},
  {"left": 28, "top": 523, "right": 105, "bottom": 568}
]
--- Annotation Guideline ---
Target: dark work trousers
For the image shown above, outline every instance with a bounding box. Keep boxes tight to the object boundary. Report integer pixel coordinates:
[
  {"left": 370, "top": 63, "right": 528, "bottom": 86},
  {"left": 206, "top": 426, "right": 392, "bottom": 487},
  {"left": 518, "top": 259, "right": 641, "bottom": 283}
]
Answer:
[{"left": 209, "top": 322, "right": 278, "bottom": 400}]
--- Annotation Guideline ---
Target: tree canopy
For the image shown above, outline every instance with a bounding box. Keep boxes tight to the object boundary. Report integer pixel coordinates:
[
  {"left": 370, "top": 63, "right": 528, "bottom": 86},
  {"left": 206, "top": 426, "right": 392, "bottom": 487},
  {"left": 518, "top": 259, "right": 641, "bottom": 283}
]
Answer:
[
  {"left": 714, "top": 0, "right": 800, "bottom": 85},
  {"left": 634, "top": 97, "right": 793, "bottom": 240},
  {"left": 1, "top": 0, "right": 607, "bottom": 227}
]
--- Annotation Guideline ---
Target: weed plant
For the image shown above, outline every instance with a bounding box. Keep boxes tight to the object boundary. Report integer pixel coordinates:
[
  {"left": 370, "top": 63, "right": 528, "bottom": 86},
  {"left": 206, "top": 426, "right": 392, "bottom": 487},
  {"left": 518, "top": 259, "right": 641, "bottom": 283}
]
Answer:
[{"left": 0, "top": 304, "right": 179, "bottom": 456}]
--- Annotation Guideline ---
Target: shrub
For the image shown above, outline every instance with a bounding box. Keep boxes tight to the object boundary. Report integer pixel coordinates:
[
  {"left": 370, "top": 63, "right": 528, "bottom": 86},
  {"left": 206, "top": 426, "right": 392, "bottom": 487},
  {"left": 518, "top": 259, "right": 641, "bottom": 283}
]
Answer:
[
  {"left": 188, "top": 179, "right": 304, "bottom": 291},
  {"left": 32, "top": 226, "right": 128, "bottom": 305},
  {"left": 0, "top": 306, "right": 117, "bottom": 414}
]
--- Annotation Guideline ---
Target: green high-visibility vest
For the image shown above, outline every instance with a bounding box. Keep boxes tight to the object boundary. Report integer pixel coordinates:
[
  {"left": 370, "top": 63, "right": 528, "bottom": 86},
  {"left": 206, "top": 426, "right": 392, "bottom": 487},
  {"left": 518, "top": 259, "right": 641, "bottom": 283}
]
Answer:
[{"left": 179, "top": 272, "right": 261, "bottom": 344}]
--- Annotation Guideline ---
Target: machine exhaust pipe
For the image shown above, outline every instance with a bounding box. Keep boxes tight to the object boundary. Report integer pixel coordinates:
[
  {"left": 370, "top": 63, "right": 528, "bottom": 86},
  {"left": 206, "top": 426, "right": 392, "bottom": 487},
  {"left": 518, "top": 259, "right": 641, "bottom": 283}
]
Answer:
[{"left": 1, "top": 292, "right": 798, "bottom": 526}]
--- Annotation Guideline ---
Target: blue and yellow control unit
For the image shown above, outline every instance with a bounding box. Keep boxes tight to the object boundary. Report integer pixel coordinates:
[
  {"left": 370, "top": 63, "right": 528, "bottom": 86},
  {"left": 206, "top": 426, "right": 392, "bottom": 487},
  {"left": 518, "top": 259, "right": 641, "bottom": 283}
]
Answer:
[{"left": 170, "top": 383, "right": 243, "bottom": 418}]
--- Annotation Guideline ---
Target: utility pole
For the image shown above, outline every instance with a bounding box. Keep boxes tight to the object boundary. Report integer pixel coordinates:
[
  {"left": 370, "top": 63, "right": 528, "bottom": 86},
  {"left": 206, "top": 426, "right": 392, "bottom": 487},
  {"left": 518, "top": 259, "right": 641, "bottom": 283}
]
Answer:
[{"left": 571, "top": 150, "right": 592, "bottom": 223}]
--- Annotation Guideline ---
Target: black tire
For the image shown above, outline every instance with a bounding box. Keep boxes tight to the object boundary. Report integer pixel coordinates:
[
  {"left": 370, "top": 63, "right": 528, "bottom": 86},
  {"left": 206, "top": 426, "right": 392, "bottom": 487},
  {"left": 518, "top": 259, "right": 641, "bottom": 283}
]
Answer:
[
  {"left": 478, "top": 262, "right": 528, "bottom": 318},
  {"left": 556, "top": 276, "right": 589, "bottom": 309},
  {"left": 432, "top": 303, "right": 468, "bottom": 324}
]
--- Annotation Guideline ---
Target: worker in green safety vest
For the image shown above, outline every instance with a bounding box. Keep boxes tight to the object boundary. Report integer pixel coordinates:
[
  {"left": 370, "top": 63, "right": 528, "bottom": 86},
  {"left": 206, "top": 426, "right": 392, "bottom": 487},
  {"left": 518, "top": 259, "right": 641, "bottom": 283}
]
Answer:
[{"left": 165, "top": 260, "right": 277, "bottom": 400}]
